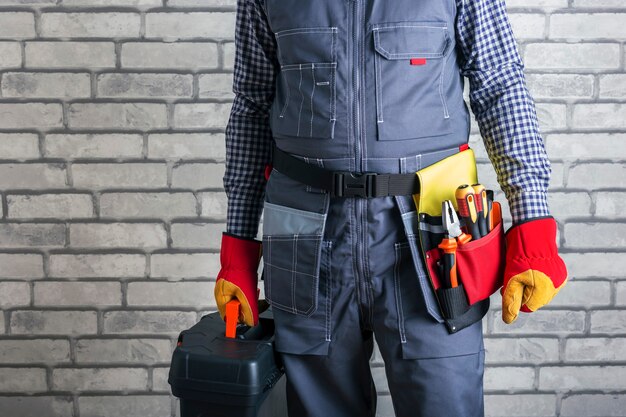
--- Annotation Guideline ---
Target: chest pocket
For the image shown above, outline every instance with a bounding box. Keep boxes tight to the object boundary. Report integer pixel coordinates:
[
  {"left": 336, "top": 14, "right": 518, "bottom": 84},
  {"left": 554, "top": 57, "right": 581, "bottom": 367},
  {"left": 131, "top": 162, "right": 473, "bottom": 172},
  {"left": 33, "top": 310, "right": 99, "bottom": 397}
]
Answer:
[
  {"left": 372, "top": 21, "right": 454, "bottom": 141},
  {"left": 270, "top": 27, "right": 338, "bottom": 140}
]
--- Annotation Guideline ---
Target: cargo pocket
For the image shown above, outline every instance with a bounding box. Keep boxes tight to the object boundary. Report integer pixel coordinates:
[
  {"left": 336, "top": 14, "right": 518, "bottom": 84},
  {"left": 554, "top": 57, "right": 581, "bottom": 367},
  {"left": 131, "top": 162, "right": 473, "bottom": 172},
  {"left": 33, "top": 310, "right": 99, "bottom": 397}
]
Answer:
[
  {"left": 271, "top": 27, "right": 338, "bottom": 139},
  {"left": 372, "top": 21, "right": 453, "bottom": 141},
  {"left": 262, "top": 201, "right": 328, "bottom": 316}
]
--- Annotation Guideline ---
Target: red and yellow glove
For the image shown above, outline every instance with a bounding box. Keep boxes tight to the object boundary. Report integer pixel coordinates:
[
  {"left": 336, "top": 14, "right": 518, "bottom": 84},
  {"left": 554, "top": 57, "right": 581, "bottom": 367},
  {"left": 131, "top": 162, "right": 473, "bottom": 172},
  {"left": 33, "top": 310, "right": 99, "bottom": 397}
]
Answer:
[
  {"left": 502, "top": 216, "right": 568, "bottom": 324},
  {"left": 214, "top": 232, "right": 262, "bottom": 326}
]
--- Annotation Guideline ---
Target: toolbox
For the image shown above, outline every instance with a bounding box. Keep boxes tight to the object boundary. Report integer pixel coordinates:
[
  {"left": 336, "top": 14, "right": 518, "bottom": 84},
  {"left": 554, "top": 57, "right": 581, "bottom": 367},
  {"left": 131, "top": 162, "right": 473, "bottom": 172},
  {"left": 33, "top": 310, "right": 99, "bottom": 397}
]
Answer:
[{"left": 168, "top": 306, "right": 288, "bottom": 417}]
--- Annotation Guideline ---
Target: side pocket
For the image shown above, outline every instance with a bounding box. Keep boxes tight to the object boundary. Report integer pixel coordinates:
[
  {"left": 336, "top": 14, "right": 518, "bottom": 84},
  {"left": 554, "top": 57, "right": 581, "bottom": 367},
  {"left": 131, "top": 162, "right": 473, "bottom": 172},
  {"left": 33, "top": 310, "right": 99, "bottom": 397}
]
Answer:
[
  {"left": 262, "top": 201, "right": 327, "bottom": 316},
  {"left": 395, "top": 204, "right": 445, "bottom": 323},
  {"left": 269, "top": 239, "right": 333, "bottom": 356},
  {"left": 393, "top": 241, "right": 410, "bottom": 344}
]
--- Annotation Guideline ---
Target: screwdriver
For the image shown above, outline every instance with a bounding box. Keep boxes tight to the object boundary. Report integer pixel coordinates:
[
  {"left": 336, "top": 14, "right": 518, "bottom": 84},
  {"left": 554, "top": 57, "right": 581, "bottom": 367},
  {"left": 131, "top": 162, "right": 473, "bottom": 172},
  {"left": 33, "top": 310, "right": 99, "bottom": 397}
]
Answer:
[
  {"left": 455, "top": 184, "right": 481, "bottom": 240},
  {"left": 471, "top": 183, "right": 489, "bottom": 237},
  {"left": 487, "top": 196, "right": 493, "bottom": 232},
  {"left": 491, "top": 198, "right": 502, "bottom": 230}
]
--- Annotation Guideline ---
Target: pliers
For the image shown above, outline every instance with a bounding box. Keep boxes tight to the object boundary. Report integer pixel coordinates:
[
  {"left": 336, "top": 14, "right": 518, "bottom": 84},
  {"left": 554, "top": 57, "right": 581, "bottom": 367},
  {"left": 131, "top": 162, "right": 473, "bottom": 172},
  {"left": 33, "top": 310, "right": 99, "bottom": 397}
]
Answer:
[{"left": 438, "top": 200, "right": 471, "bottom": 288}]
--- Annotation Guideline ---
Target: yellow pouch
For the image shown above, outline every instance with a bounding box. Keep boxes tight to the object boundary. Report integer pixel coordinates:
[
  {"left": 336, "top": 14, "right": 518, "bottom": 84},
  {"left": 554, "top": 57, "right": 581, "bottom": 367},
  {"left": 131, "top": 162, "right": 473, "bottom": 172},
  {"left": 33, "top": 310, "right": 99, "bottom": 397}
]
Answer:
[{"left": 413, "top": 148, "right": 478, "bottom": 215}]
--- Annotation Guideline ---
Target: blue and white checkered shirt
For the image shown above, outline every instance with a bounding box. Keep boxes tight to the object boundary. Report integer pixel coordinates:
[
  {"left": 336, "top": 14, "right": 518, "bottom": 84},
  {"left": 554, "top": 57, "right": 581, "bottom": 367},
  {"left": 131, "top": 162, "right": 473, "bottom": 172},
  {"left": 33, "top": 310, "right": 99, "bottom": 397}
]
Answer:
[{"left": 224, "top": 0, "right": 552, "bottom": 239}]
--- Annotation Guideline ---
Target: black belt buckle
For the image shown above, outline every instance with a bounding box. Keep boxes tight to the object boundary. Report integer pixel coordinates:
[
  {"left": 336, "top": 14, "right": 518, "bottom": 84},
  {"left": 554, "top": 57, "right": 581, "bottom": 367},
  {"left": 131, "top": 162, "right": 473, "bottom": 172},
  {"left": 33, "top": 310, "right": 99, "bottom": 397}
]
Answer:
[{"left": 333, "top": 171, "right": 377, "bottom": 198}]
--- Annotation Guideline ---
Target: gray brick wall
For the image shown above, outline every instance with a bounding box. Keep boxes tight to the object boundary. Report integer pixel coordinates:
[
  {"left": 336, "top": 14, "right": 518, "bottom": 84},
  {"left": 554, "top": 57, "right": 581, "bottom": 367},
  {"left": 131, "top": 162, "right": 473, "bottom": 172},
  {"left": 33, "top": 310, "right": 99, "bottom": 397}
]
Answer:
[{"left": 0, "top": 0, "right": 623, "bottom": 416}]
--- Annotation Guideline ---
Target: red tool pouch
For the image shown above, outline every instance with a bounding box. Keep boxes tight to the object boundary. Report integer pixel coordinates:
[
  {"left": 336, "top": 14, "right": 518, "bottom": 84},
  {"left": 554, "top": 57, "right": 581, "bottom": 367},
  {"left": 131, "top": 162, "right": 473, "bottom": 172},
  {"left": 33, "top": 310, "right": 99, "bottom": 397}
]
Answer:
[
  {"left": 424, "top": 201, "right": 506, "bottom": 306},
  {"left": 411, "top": 147, "right": 505, "bottom": 333}
]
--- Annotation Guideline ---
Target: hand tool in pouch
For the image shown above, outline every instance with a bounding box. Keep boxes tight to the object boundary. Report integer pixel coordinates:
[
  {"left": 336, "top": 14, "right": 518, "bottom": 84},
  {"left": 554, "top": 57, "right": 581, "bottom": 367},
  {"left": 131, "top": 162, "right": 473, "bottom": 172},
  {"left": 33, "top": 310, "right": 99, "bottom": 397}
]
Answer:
[
  {"left": 439, "top": 200, "right": 471, "bottom": 284},
  {"left": 434, "top": 200, "right": 471, "bottom": 318},
  {"left": 471, "top": 183, "right": 489, "bottom": 237},
  {"left": 487, "top": 195, "right": 494, "bottom": 232},
  {"left": 490, "top": 197, "right": 501, "bottom": 230},
  {"left": 439, "top": 200, "right": 460, "bottom": 287},
  {"left": 455, "top": 184, "right": 481, "bottom": 240}
]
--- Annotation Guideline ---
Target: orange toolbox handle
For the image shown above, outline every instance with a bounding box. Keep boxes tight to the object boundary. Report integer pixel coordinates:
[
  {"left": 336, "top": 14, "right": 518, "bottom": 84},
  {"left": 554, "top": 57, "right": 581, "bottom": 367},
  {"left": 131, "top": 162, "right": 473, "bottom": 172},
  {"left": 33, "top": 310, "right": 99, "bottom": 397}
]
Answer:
[{"left": 224, "top": 299, "right": 241, "bottom": 339}]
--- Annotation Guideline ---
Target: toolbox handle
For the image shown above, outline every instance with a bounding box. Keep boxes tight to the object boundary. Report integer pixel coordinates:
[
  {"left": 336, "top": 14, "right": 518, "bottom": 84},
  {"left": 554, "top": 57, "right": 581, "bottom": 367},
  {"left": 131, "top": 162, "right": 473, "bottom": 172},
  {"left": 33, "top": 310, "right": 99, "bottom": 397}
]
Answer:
[{"left": 224, "top": 299, "right": 241, "bottom": 338}]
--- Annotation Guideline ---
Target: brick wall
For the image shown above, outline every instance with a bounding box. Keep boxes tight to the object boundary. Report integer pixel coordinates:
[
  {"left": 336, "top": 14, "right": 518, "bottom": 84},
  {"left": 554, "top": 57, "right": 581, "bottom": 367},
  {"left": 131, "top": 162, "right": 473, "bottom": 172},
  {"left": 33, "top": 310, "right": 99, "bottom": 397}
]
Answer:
[{"left": 0, "top": 0, "right": 624, "bottom": 416}]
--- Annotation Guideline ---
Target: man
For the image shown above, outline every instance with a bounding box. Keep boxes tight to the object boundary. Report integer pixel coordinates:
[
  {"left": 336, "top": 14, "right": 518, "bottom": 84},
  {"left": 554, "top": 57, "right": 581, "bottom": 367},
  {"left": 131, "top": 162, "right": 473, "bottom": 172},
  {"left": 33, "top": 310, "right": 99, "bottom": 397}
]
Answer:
[{"left": 214, "top": 0, "right": 568, "bottom": 415}]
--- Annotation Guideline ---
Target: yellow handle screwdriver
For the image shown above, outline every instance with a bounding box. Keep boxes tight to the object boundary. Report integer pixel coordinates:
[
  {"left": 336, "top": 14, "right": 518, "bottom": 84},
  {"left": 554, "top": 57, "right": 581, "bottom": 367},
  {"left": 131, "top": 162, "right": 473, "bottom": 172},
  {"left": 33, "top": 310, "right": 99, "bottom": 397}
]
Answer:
[{"left": 455, "top": 184, "right": 481, "bottom": 240}]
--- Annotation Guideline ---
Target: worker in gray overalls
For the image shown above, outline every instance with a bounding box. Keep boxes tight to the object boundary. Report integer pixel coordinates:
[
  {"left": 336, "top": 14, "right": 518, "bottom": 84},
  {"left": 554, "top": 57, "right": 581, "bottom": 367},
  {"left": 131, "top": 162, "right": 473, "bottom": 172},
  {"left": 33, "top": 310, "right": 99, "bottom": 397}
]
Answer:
[{"left": 213, "top": 0, "right": 568, "bottom": 416}]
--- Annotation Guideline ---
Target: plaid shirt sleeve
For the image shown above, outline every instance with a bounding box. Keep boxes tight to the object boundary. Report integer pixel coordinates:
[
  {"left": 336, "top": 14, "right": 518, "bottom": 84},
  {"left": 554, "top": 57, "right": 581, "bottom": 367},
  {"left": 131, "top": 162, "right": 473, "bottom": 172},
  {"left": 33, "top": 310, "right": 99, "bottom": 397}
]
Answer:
[
  {"left": 223, "top": 0, "right": 278, "bottom": 239},
  {"left": 455, "top": 0, "right": 552, "bottom": 224},
  {"left": 225, "top": 0, "right": 551, "bottom": 236}
]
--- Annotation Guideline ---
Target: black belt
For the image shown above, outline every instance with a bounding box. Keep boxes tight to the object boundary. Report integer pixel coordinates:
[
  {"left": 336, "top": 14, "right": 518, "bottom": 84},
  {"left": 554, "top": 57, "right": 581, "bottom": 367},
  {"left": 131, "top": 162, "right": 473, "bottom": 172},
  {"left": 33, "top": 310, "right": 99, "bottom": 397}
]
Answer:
[{"left": 272, "top": 145, "right": 420, "bottom": 198}]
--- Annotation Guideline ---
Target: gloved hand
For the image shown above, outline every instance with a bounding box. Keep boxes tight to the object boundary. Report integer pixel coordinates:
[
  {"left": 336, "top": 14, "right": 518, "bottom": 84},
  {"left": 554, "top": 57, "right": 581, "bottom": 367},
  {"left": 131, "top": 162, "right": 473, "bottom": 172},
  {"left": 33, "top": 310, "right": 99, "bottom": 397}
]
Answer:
[
  {"left": 214, "top": 232, "right": 262, "bottom": 326},
  {"left": 501, "top": 216, "right": 568, "bottom": 324}
]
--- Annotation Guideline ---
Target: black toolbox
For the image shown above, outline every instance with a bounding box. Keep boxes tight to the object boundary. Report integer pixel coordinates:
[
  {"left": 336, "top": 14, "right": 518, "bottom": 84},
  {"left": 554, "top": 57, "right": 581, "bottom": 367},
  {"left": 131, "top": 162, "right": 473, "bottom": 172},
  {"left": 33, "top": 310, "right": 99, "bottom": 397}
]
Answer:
[{"left": 168, "top": 307, "right": 288, "bottom": 417}]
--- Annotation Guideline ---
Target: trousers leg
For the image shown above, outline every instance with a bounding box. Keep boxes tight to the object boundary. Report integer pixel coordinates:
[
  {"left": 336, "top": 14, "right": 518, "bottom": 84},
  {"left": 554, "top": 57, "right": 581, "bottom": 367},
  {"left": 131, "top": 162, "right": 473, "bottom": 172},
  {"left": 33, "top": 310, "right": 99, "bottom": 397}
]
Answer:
[
  {"left": 365, "top": 195, "right": 486, "bottom": 417},
  {"left": 271, "top": 195, "right": 378, "bottom": 417},
  {"left": 381, "top": 349, "right": 485, "bottom": 417},
  {"left": 280, "top": 329, "right": 376, "bottom": 417}
]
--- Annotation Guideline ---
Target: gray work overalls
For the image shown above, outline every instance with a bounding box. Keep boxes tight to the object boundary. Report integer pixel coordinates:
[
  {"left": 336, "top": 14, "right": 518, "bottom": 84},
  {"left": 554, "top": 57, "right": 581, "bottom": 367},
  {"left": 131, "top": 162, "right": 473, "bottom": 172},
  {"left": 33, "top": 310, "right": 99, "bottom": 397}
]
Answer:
[{"left": 260, "top": 0, "right": 485, "bottom": 416}]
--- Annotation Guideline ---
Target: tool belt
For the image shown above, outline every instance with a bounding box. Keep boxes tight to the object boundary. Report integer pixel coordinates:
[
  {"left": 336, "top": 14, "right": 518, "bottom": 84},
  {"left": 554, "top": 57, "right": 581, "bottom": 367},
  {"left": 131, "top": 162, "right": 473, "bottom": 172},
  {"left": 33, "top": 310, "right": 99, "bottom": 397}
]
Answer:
[
  {"left": 412, "top": 147, "right": 505, "bottom": 333},
  {"left": 270, "top": 144, "right": 505, "bottom": 334},
  {"left": 272, "top": 145, "right": 420, "bottom": 197}
]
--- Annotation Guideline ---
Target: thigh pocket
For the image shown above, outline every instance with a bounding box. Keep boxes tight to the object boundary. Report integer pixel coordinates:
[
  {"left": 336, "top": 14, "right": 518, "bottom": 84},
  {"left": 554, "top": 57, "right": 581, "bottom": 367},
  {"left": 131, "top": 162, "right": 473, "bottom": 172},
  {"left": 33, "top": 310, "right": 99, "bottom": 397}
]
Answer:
[
  {"left": 270, "top": 240, "right": 333, "bottom": 356},
  {"left": 262, "top": 201, "right": 328, "bottom": 316},
  {"left": 372, "top": 21, "right": 453, "bottom": 141}
]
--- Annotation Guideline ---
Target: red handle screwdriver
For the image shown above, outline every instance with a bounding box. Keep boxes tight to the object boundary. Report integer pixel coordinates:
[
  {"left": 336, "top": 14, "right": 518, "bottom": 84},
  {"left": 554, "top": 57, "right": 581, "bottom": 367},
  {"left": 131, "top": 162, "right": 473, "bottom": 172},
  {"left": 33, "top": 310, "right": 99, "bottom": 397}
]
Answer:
[{"left": 471, "top": 183, "right": 489, "bottom": 237}]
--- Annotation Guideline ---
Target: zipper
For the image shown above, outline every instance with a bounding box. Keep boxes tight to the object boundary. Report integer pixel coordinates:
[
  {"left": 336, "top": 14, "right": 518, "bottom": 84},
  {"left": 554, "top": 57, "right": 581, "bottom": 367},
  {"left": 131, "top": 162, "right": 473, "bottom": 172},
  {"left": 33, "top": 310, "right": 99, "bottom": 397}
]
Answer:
[
  {"left": 353, "top": 0, "right": 362, "bottom": 172},
  {"left": 353, "top": 1, "right": 373, "bottom": 328},
  {"left": 354, "top": 198, "right": 372, "bottom": 330},
  {"left": 351, "top": 0, "right": 369, "bottom": 329}
]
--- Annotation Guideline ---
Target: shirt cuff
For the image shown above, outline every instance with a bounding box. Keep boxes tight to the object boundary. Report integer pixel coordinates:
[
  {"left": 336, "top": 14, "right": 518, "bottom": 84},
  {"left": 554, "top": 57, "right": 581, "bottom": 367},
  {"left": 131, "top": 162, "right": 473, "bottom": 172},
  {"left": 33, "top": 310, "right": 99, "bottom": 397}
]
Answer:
[
  {"left": 226, "top": 197, "right": 264, "bottom": 240},
  {"left": 507, "top": 191, "right": 551, "bottom": 225}
]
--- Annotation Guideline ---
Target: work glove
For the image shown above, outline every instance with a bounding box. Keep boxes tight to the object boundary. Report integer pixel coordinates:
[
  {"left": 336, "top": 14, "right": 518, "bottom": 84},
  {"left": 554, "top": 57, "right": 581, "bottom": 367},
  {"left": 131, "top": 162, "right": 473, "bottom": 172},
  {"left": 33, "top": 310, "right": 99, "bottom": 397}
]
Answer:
[
  {"left": 214, "top": 232, "right": 262, "bottom": 326},
  {"left": 501, "top": 216, "right": 568, "bottom": 324}
]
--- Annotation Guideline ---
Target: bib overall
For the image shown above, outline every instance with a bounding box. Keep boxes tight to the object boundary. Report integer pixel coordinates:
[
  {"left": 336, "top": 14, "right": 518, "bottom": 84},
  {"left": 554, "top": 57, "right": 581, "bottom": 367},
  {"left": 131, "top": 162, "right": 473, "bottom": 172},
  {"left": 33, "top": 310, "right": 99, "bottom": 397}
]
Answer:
[{"left": 260, "top": 0, "right": 485, "bottom": 415}]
